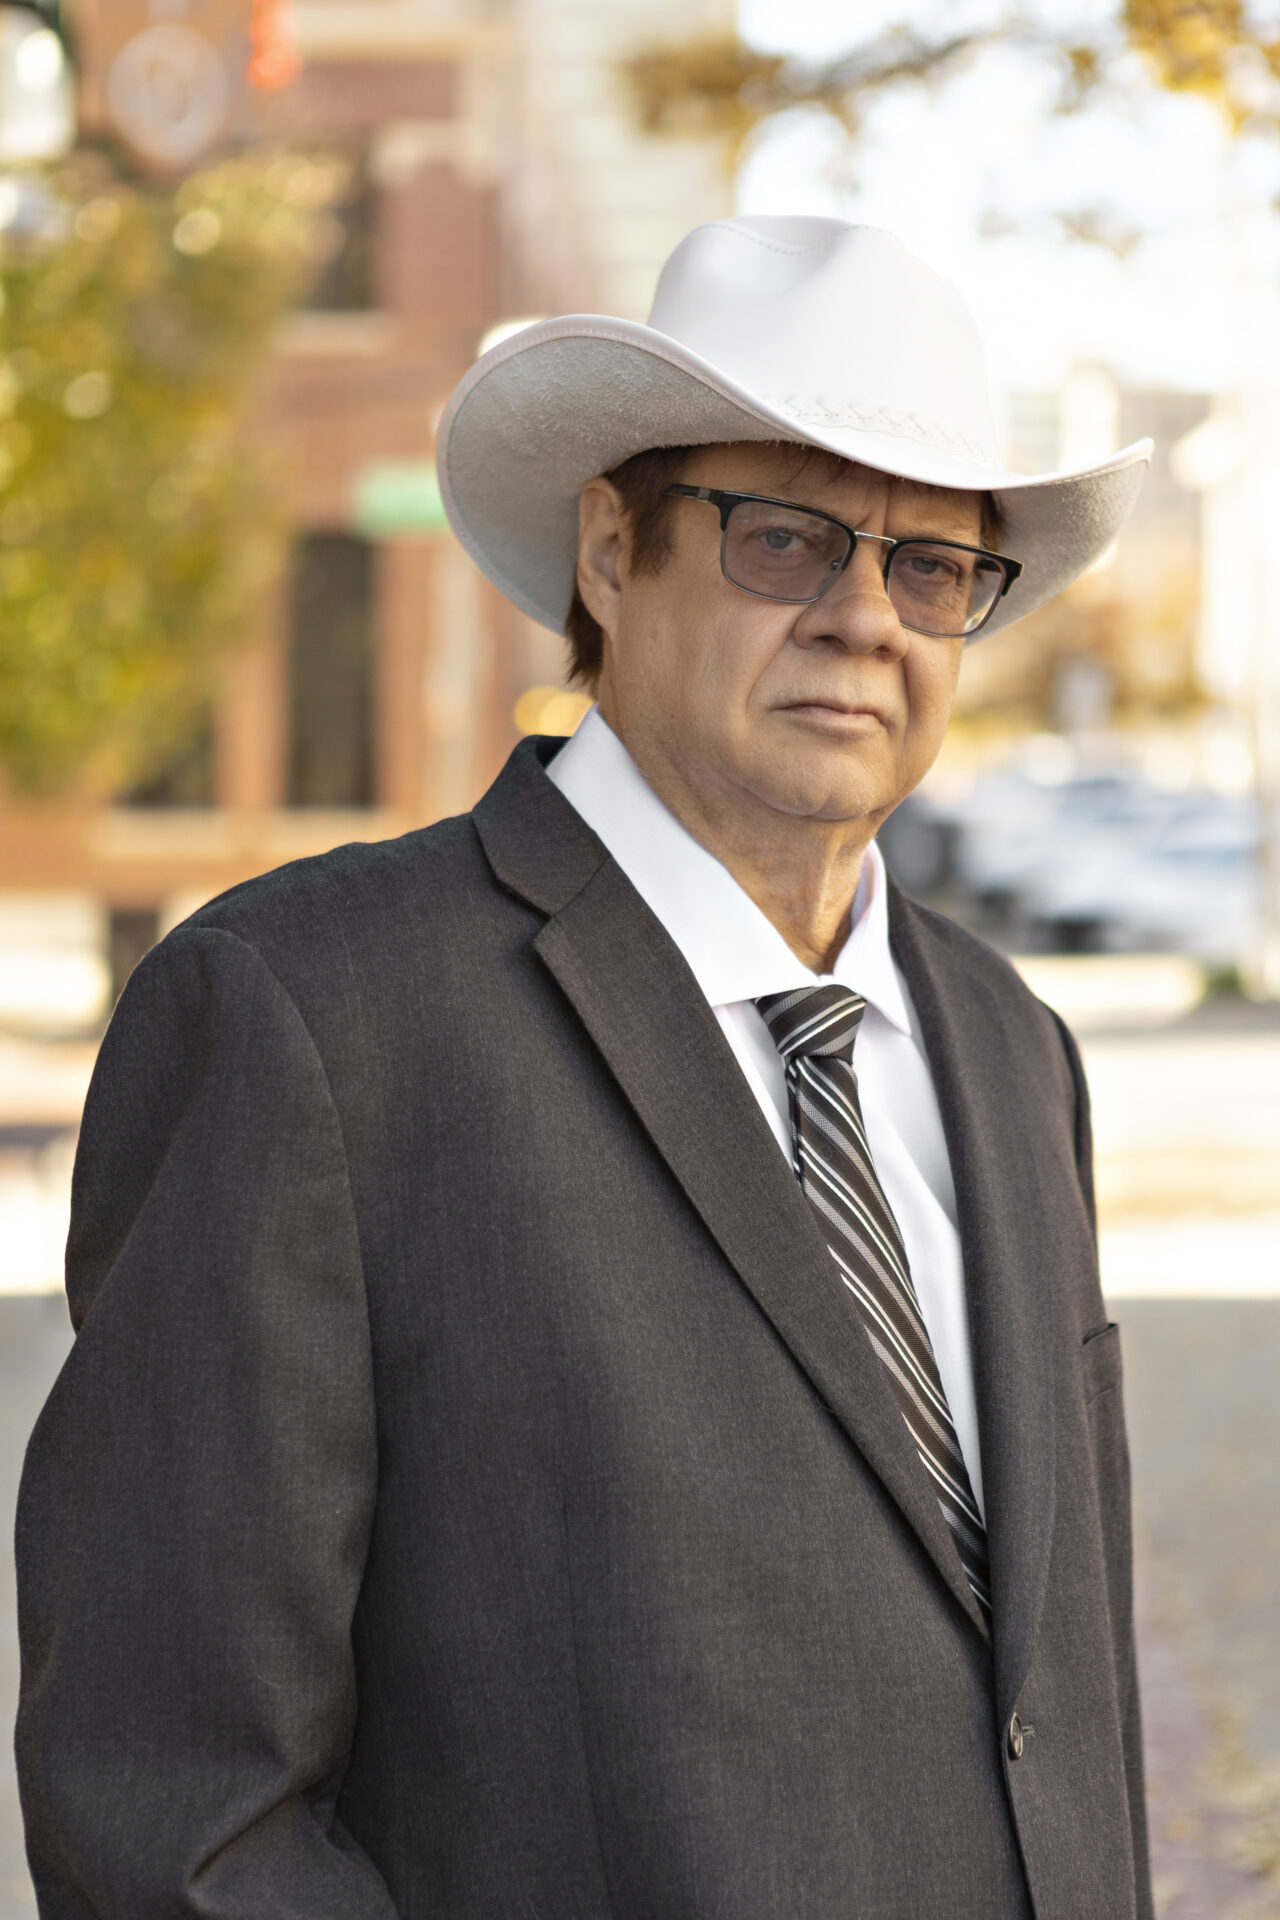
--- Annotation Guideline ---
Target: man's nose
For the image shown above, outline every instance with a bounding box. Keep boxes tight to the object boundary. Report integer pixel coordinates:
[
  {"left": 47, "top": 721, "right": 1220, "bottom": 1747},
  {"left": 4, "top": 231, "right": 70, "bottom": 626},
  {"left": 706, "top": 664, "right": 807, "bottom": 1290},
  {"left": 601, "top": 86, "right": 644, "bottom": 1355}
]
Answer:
[{"left": 791, "top": 537, "right": 908, "bottom": 660}]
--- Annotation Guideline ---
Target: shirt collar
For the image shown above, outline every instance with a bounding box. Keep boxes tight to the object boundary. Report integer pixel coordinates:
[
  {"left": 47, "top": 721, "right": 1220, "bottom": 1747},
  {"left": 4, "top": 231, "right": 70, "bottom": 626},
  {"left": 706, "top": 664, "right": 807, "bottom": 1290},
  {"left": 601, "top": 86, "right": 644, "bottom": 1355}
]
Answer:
[{"left": 546, "top": 707, "right": 913, "bottom": 1034}]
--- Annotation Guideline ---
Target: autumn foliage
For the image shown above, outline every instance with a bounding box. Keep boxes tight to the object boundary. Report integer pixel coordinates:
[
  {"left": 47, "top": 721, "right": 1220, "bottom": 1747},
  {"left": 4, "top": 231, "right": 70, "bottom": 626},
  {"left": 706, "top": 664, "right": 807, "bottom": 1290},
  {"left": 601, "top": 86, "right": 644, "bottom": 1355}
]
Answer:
[
  {"left": 623, "top": 2, "right": 1280, "bottom": 166},
  {"left": 0, "top": 149, "right": 344, "bottom": 795}
]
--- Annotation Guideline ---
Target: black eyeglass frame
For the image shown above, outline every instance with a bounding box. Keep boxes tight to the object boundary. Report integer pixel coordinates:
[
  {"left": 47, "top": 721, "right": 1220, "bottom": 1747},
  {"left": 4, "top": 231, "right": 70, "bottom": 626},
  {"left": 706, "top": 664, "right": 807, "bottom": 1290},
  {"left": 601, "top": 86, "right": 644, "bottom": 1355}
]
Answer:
[{"left": 664, "top": 484, "right": 1023, "bottom": 639}]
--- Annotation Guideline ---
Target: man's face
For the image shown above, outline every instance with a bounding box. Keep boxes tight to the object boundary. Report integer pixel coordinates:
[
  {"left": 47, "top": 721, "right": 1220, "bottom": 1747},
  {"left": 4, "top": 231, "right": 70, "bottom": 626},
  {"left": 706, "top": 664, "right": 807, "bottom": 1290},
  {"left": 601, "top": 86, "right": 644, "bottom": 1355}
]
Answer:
[{"left": 587, "top": 443, "right": 982, "bottom": 834}]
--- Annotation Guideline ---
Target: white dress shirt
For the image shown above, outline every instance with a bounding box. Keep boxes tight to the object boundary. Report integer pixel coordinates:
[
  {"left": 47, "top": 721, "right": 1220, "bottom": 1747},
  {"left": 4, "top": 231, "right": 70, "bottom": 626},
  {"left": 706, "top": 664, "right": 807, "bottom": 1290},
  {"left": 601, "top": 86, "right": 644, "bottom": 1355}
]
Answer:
[{"left": 548, "top": 707, "right": 984, "bottom": 1517}]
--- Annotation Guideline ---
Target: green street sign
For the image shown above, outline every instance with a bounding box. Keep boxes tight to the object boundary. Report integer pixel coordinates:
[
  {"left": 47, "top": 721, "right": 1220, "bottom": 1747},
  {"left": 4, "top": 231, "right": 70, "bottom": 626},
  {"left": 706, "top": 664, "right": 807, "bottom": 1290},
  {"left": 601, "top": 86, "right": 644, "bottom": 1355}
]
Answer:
[{"left": 351, "top": 462, "right": 448, "bottom": 537}]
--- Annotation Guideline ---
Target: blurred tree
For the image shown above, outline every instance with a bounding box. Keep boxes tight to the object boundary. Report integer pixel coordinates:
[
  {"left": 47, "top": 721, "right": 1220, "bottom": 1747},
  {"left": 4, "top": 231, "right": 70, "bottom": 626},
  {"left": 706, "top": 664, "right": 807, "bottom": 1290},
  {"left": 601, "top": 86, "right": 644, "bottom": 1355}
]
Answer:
[
  {"left": 0, "top": 146, "right": 345, "bottom": 796},
  {"left": 624, "top": 2, "right": 1263, "bottom": 737},
  {"left": 624, "top": 2, "right": 1280, "bottom": 202},
  {"left": 953, "top": 565, "right": 1206, "bottom": 736}
]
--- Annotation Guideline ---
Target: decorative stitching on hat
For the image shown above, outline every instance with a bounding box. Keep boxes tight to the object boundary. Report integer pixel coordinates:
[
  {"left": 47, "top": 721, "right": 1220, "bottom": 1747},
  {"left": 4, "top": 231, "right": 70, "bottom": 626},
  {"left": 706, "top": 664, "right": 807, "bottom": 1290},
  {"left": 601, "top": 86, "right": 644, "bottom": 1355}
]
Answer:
[
  {"left": 759, "top": 395, "right": 995, "bottom": 464},
  {"left": 467, "top": 329, "right": 1001, "bottom": 470},
  {"left": 713, "top": 225, "right": 836, "bottom": 257}
]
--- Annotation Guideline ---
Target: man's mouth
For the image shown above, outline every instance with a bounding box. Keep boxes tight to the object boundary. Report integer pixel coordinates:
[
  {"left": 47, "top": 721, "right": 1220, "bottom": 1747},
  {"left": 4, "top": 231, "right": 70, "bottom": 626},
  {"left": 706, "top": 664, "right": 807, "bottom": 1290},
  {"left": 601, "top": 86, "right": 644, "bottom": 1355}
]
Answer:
[{"left": 780, "top": 699, "right": 890, "bottom": 728}]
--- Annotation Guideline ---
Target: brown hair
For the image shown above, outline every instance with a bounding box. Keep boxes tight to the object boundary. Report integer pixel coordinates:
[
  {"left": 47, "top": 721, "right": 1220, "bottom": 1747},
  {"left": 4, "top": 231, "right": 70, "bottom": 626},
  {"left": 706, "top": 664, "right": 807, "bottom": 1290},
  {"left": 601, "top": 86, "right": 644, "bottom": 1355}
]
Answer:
[
  {"left": 563, "top": 444, "right": 1004, "bottom": 688},
  {"left": 564, "top": 445, "right": 697, "bottom": 687}
]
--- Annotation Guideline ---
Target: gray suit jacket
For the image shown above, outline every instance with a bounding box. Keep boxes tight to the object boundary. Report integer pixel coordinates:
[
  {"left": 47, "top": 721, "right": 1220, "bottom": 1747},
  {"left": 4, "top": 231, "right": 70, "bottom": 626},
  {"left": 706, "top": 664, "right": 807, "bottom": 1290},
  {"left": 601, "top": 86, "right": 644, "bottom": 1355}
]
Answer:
[{"left": 16, "top": 737, "right": 1151, "bottom": 1919}]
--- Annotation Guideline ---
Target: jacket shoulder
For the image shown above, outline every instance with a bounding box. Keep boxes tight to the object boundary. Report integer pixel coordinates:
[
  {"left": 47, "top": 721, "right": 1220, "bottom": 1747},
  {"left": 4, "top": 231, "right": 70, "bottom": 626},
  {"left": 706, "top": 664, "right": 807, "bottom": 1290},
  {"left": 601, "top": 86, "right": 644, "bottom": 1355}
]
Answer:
[
  {"left": 185, "top": 812, "right": 492, "bottom": 948},
  {"left": 154, "top": 811, "right": 531, "bottom": 1028}
]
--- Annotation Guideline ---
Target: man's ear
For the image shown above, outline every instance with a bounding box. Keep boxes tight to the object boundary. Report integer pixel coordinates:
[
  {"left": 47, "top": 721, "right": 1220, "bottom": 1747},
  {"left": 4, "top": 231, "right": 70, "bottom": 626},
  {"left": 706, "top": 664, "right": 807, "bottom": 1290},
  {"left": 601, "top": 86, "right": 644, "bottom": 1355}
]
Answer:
[{"left": 576, "top": 478, "right": 628, "bottom": 641}]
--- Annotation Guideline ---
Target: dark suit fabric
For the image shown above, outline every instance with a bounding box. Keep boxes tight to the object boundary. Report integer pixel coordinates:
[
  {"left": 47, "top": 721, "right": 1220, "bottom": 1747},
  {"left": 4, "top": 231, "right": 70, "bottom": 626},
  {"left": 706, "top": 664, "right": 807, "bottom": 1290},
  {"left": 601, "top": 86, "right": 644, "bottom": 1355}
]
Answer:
[{"left": 16, "top": 737, "right": 1151, "bottom": 1920}]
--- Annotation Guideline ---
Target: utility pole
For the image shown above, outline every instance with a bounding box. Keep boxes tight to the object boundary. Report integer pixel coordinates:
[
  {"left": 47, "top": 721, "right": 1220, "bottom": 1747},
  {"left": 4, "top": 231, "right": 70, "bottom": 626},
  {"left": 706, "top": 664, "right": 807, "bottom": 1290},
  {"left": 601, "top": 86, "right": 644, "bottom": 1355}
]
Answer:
[{"left": 1249, "top": 389, "right": 1280, "bottom": 997}]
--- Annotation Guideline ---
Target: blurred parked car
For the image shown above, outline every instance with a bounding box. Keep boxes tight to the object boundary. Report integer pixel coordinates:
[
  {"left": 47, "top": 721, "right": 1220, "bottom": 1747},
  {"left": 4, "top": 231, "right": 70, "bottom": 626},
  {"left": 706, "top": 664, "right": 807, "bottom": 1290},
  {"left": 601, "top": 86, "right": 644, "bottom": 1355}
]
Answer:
[{"left": 908, "top": 754, "right": 1261, "bottom": 966}]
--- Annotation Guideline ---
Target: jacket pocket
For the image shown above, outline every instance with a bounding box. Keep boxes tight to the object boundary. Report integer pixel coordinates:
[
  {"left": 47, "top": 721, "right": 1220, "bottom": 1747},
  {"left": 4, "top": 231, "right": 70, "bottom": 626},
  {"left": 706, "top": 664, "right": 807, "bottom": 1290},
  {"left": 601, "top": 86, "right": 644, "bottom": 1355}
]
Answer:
[{"left": 1080, "top": 1320, "right": 1122, "bottom": 1403}]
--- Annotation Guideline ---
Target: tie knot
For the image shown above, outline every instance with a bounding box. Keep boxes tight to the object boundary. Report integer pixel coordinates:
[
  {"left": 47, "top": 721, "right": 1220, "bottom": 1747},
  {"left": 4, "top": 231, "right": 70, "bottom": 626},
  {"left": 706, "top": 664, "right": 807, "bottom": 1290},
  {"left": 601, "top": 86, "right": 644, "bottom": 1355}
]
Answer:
[{"left": 755, "top": 984, "right": 866, "bottom": 1064}]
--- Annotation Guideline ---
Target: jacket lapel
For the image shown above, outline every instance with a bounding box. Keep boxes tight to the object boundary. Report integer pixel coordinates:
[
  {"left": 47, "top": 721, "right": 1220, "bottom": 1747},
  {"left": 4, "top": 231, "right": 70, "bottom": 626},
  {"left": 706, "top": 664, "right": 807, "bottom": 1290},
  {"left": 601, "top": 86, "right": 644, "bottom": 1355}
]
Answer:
[
  {"left": 888, "top": 884, "right": 1057, "bottom": 1711},
  {"left": 474, "top": 741, "right": 987, "bottom": 1637}
]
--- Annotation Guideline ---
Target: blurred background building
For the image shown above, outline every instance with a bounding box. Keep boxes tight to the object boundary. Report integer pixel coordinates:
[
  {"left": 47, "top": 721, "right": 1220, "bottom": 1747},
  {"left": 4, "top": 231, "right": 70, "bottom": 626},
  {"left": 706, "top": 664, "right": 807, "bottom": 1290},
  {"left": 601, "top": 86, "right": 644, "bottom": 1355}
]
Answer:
[
  {"left": 0, "top": 0, "right": 732, "bottom": 1014},
  {"left": 0, "top": 0, "right": 1275, "bottom": 1018}
]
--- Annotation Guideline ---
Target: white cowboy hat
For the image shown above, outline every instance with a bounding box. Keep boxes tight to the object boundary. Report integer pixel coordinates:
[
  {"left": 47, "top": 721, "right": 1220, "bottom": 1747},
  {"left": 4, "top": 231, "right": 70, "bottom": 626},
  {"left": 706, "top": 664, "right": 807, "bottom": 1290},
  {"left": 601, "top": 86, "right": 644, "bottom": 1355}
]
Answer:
[{"left": 437, "top": 215, "right": 1151, "bottom": 640}]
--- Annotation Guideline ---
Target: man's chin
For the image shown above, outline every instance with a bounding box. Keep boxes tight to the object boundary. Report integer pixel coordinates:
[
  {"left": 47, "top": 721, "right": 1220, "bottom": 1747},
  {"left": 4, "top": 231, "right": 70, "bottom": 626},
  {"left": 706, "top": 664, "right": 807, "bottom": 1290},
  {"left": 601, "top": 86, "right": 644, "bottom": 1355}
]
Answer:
[{"left": 747, "top": 768, "right": 895, "bottom": 829}]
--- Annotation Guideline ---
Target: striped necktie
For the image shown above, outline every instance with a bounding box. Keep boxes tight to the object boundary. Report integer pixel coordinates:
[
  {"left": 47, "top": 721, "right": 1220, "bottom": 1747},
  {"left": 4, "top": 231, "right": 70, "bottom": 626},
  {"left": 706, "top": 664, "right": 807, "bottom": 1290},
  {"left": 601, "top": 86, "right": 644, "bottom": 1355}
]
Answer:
[{"left": 756, "top": 983, "right": 991, "bottom": 1622}]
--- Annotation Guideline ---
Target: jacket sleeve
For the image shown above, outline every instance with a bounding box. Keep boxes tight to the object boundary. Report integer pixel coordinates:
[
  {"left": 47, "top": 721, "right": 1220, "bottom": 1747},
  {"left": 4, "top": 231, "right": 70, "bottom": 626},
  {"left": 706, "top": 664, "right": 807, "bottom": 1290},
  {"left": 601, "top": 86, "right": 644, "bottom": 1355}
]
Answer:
[
  {"left": 1050, "top": 1006, "right": 1155, "bottom": 1920},
  {"left": 15, "top": 926, "right": 401, "bottom": 1918}
]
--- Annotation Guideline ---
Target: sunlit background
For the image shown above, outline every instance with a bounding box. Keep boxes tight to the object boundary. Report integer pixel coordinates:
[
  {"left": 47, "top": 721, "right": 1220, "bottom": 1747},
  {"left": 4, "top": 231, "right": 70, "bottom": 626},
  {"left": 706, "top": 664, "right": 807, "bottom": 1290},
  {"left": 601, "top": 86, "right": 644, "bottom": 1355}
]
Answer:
[{"left": 1, "top": 3, "right": 1279, "bottom": 1916}]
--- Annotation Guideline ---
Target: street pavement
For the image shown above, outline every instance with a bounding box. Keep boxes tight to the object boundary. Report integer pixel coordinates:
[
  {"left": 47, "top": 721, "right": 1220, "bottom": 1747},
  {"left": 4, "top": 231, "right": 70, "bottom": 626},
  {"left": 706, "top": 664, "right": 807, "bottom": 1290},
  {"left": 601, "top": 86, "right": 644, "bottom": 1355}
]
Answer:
[{"left": 1124, "top": 1302, "right": 1280, "bottom": 1919}]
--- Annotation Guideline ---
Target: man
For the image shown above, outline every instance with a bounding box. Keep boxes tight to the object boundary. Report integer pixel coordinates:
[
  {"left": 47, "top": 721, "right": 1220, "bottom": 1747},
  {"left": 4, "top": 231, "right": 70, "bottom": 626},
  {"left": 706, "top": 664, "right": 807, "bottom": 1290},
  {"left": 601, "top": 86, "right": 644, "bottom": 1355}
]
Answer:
[{"left": 17, "top": 217, "right": 1153, "bottom": 1917}]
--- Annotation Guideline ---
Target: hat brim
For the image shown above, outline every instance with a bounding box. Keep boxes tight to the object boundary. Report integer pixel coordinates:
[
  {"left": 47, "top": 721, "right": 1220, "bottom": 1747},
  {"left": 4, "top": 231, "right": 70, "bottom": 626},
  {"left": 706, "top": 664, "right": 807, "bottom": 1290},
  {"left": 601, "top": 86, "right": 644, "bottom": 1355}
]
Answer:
[{"left": 438, "top": 315, "right": 1152, "bottom": 641}]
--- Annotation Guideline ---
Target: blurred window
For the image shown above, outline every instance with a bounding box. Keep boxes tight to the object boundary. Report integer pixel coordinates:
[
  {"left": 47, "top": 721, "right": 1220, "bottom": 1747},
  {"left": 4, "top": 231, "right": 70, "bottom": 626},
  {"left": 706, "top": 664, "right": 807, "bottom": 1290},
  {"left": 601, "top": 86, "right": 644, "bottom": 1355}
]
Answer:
[
  {"left": 120, "top": 711, "right": 215, "bottom": 808},
  {"left": 287, "top": 532, "right": 375, "bottom": 808},
  {"left": 304, "top": 149, "right": 376, "bottom": 312}
]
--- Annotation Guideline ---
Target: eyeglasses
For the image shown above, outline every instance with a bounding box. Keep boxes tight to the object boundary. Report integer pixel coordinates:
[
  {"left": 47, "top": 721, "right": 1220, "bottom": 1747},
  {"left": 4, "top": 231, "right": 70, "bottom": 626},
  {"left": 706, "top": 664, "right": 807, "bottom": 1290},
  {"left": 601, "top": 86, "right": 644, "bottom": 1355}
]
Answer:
[{"left": 664, "top": 485, "right": 1023, "bottom": 639}]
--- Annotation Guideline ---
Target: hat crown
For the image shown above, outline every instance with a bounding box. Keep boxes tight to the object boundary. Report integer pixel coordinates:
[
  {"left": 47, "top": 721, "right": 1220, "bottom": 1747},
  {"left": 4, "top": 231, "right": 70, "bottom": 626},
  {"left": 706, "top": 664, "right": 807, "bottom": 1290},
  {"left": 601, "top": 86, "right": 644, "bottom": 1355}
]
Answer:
[{"left": 647, "top": 216, "right": 1000, "bottom": 470}]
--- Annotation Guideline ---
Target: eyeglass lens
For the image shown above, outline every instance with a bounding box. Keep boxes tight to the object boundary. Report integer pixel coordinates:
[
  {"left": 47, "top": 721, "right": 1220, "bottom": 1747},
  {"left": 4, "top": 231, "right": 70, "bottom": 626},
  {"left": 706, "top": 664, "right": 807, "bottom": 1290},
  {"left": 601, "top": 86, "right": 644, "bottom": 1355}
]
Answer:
[{"left": 721, "top": 499, "right": 1006, "bottom": 636}]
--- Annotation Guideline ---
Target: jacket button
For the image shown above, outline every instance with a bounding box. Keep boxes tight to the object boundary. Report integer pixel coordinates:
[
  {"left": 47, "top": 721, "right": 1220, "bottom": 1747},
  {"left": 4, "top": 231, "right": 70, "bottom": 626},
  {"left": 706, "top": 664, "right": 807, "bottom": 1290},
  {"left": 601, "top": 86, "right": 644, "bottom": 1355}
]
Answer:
[{"left": 1007, "top": 1712, "right": 1025, "bottom": 1761}]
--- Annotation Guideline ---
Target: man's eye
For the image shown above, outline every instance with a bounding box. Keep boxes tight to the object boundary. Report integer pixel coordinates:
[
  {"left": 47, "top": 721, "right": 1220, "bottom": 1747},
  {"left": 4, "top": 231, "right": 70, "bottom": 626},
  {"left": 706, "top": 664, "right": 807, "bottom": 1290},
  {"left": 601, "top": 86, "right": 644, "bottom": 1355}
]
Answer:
[
  {"left": 903, "top": 551, "right": 964, "bottom": 582},
  {"left": 761, "top": 527, "right": 806, "bottom": 552}
]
